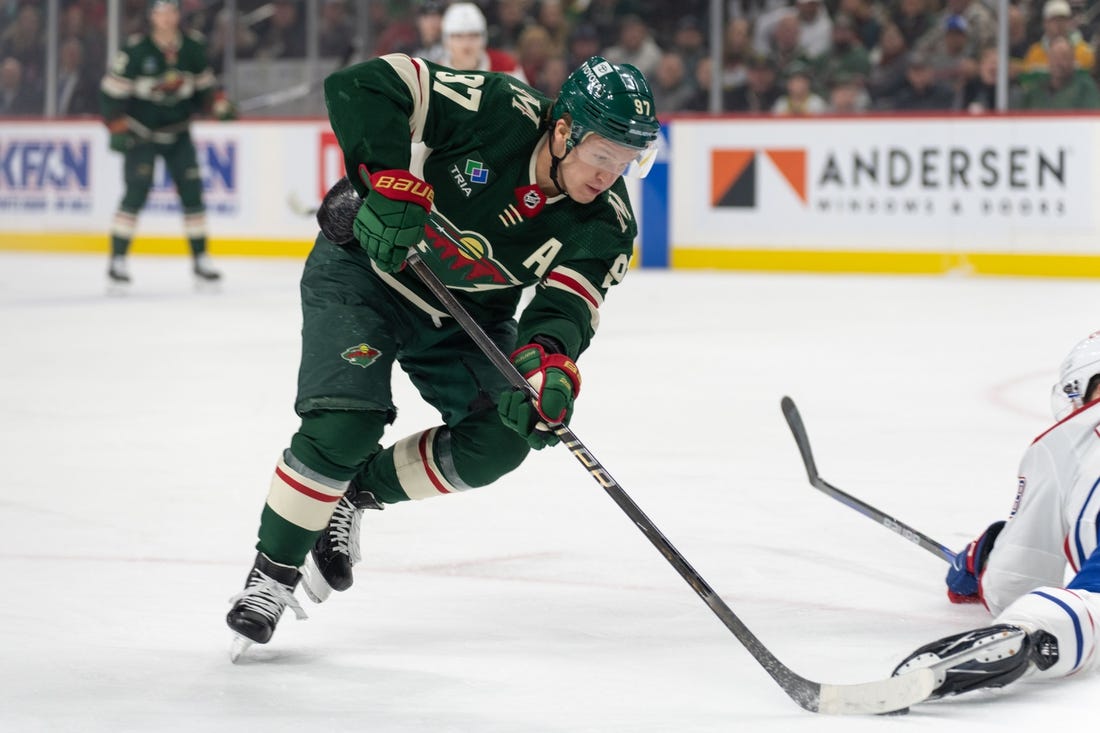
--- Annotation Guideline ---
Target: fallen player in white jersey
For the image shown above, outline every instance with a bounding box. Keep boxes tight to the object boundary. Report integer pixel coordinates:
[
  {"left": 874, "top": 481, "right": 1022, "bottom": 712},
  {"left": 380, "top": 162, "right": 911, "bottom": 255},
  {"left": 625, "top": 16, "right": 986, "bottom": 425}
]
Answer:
[{"left": 894, "top": 331, "right": 1100, "bottom": 698}]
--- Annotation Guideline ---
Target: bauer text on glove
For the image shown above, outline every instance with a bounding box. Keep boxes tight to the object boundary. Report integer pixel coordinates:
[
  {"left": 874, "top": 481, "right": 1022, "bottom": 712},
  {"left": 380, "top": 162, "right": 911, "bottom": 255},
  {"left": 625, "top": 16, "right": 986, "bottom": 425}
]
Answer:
[
  {"left": 498, "top": 342, "right": 581, "bottom": 450},
  {"left": 352, "top": 164, "right": 433, "bottom": 273}
]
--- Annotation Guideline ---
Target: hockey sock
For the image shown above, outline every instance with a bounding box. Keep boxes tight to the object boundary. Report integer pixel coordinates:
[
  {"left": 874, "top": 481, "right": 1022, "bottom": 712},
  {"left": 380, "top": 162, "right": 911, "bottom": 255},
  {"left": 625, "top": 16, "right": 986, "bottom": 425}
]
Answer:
[{"left": 256, "top": 451, "right": 350, "bottom": 566}]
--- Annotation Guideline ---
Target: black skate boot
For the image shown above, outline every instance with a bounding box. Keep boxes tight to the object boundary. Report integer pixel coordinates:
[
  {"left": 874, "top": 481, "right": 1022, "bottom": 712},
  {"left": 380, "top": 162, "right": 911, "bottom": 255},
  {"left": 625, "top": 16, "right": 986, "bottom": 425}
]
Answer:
[
  {"left": 226, "top": 552, "right": 307, "bottom": 662},
  {"left": 300, "top": 483, "right": 383, "bottom": 603},
  {"left": 892, "top": 624, "right": 1058, "bottom": 699}
]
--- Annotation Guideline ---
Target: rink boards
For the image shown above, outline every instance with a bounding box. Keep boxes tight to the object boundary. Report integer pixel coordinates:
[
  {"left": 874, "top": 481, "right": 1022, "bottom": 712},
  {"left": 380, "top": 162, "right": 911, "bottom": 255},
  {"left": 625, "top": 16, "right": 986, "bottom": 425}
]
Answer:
[{"left": 1, "top": 115, "right": 1098, "bottom": 276}]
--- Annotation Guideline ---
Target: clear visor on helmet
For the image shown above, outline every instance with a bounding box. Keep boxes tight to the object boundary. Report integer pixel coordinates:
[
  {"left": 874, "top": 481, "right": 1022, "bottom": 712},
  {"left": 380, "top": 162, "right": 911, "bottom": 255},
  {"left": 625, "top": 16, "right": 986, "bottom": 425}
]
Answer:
[{"left": 571, "top": 131, "right": 659, "bottom": 179}]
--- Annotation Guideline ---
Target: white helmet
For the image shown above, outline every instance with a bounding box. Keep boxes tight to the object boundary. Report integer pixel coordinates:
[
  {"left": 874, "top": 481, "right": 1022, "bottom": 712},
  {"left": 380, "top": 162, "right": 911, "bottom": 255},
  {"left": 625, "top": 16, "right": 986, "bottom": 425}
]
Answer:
[
  {"left": 1051, "top": 331, "right": 1100, "bottom": 420},
  {"left": 442, "top": 2, "right": 487, "bottom": 37}
]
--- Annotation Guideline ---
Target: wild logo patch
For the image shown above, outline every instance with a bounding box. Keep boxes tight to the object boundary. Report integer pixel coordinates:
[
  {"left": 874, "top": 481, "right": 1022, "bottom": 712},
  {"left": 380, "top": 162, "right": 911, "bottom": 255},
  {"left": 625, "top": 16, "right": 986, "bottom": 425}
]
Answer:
[{"left": 341, "top": 343, "right": 382, "bottom": 368}]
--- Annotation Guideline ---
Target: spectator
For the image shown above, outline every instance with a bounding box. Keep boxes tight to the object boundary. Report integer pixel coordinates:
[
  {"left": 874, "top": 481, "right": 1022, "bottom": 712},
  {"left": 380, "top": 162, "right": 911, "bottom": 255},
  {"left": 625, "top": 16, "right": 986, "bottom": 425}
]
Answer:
[
  {"left": 772, "top": 60, "right": 827, "bottom": 113},
  {"left": 440, "top": 2, "right": 526, "bottom": 81},
  {"left": 1008, "top": 4, "right": 1031, "bottom": 80},
  {"left": 915, "top": 0, "right": 996, "bottom": 61},
  {"left": 889, "top": 51, "right": 957, "bottom": 109},
  {"left": 0, "top": 3, "right": 44, "bottom": 94},
  {"left": 891, "top": 0, "right": 933, "bottom": 50},
  {"left": 959, "top": 45, "right": 1010, "bottom": 112},
  {"left": 796, "top": 0, "right": 833, "bottom": 59},
  {"left": 867, "top": 22, "right": 911, "bottom": 106},
  {"left": 413, "top": 0, "right": 445, "bottom": 63},
  {"left": 828, "top": 71, "right": 870, "bottom": 112},
  {"left": 580, "top": 0, "right": 627, "bottom": 48},
  {"left": 722, "top": 17, "right": 753, "bottom": 91},
  {"left": 925, "top": 14, "right": 978, "bottom": 92},
  {"left": 60, "top": 1, "right": 106, "bottom": 81},
  {"left": 604, "top": 13, "right": 663, "bottom": 79},
  {"left": 319, "top": 0, "right": 356, "bottom": 59},
  {"left": 671, "top": 16, "right": 708, "bottom": 80},
  {"left": 815, "top": 13, "right": 871, "bottom": 90},
  {"left": 535, "top": 0, "right": 570, "bottom": 57},
  {"left": 489, "top": 0, "right": 533, "bottom": 52},
  {"left": 651, "top": 51, "right": 697, "bottom": 112},
  {"left": 537, "top": 54, "right": 569, "bottom": 97},
  {"left": 1018, "top": 35, "right": 1100, "bottom": 109},
  {"left": 1022, "top": 0, "right": 1094, "bottom": 77},
  {"left": 56, "top": 38, "right": 99, "bottom": 116},
  {"left": 566, "top": 23, "right": 601, "bottom": 68},
  {"left": 514, "top": 23, "right": 553, "bottom": 89},
  {"left": 725, "top": 51, "right": 783, "bottom": 112},
  {"left": 0, "top": 56, "right": 40, "bottom": 115},
  {"left": 255, "top": 0, "right": 307, "bottom": 59},
  {"left": 769, "top": 11, "right": 811, "bottom": 74},
  {"left": 838, "top": 0, "right": 881, "bottom": 53}
]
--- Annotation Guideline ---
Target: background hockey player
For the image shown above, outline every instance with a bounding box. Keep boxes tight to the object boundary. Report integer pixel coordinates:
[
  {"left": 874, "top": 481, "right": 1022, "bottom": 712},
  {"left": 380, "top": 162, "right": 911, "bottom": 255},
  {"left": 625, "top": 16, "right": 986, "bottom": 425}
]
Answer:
[
  {"left": 893, "top": 331, "right": 1100, "bottom": 698},
  {"left": 439, "top": 2, "right": 527, "bottom": 82},
  {"left": 99, "top": 0, "right": 235, "bottom": 287},
  {"left": 225, "top": 53, "right": 659, "bottom": 658}
]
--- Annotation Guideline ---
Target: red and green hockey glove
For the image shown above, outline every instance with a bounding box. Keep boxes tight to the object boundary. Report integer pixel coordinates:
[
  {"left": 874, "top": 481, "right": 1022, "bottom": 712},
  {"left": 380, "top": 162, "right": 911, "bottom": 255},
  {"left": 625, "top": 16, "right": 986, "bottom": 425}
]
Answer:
[
  {"left": 498, "top": 341, "right": 581, "bottom": 450},
  {"left": 105, "top": 118, "right": 133, "bottom": 152},
  {"left": 352, "top": 164, "right": 433, "bottom": 272}
]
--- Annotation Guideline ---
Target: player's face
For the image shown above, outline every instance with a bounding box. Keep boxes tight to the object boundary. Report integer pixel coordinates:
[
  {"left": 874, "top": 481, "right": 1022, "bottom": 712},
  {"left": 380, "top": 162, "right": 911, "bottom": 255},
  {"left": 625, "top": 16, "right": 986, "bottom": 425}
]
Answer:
[
  {"left": 446, "top": 32, "right": 483, "bottom": 69},
  {"left": 149, "top": 4, "right": 181, "bottom": 34},
  {"left": 559, "top": 132, "right": 637, "bottom": 202}
]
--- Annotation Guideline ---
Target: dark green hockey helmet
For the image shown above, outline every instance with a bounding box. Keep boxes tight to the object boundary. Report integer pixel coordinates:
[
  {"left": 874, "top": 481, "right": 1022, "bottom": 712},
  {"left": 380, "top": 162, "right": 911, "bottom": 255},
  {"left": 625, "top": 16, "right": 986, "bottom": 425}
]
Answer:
[{"left": 553, "top": 56, "right": 660, "bottom": 177}]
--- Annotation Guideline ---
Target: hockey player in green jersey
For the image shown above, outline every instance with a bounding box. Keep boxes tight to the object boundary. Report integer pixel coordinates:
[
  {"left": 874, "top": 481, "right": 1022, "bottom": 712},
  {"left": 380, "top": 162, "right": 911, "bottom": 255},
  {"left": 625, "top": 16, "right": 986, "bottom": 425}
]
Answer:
[
  {"left": 99, "top": 0, "right": 234, "bottom": 288},
  {"left": 225, "top": 53, "right": 660, "bottom": 659}
]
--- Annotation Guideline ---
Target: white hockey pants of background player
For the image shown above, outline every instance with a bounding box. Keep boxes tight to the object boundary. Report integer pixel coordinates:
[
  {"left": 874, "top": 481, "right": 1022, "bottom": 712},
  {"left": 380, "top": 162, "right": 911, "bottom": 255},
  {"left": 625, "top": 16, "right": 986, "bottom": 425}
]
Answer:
[{"left": 995, "top": 587, "right": 1099, "bottom": 679}]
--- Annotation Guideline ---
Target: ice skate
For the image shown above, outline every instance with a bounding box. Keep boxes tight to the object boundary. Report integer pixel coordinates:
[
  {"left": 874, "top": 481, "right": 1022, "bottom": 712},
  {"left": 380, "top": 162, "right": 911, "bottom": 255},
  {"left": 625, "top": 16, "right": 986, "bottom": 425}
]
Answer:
[
  {"left": 226, "top": 552, "right": 307, "bottom": 662},
  {"left": 300, "top": 484, "right": 383, "bottom": 603},
  {"left": 892, "top": 624, "right": 1058, "bottom": 699},
  {"left": 192, "top": 253, "right": 222, "bottom": 291},
  {"left": 106, "top": 255, "right": 131, "bottom": 294}
]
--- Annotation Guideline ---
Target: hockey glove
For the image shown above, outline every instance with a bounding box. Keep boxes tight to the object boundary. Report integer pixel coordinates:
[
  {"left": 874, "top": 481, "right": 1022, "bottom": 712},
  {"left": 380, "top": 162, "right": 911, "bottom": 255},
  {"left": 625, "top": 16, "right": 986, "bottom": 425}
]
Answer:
[
  {"left": 106, "top": 118, "right": 133, "bottom": 152},
  {"left": 352, "top": 164, "right": 433, "bottom": 272},
  {"left": 211, "top": 89, "right": 237, "bottom": 121},
  {"left": 946, "top": 520, "right": 1005, "bottom": 603},
  {"left": 498, "top": 341, "right": 581, "bottom": 450}
]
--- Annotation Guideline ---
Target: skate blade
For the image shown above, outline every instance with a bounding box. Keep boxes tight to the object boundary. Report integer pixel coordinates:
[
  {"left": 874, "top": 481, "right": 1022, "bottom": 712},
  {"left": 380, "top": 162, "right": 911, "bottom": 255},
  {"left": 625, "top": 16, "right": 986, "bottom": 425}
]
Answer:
[
  {"left": 106, "top": 281, "right": 131, "bottom": 297},
  {"left": 194, "top": 277, "right": 223, "bottom": 294},
  {"left": 299, "top": 556, "right": 334, "bottom": 604},
  {"left": 229, "top": 634, "right": 254, "bottom": 663}
]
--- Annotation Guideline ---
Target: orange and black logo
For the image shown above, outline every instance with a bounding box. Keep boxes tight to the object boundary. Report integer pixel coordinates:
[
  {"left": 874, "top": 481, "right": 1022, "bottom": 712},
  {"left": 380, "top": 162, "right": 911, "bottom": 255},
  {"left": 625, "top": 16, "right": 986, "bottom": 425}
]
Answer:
[{"left": 711, "top": 149, "right": 807, "bottom": 208}]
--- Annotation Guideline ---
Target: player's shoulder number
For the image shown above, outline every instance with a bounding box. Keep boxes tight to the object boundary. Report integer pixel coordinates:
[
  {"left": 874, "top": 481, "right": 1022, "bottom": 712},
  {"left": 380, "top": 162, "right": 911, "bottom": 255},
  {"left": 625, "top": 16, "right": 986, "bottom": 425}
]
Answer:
[{"left": 432, "top": 71, "right": 484, "bottom": 112}]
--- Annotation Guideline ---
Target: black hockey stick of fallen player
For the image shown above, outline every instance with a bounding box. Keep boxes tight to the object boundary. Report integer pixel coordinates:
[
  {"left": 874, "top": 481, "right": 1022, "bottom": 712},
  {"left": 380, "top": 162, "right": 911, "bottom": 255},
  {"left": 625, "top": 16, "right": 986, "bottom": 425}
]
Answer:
[
  {"left": 405, "top": 231, "right": 934, "bottom": 715},
  {"left": 780, "top": 396, "right": 956, "bottom": 563}
]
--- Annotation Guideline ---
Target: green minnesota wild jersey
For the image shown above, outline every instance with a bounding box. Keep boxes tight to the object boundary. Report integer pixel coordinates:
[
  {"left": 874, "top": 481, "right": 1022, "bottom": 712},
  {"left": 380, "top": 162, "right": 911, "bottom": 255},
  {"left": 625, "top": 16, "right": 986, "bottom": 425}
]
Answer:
[
  {"left": 324, "top": 53, "right": 638, "bottom": 360},
  {"left": 100, "top": 30, "right": 216, "bottom": 131}
]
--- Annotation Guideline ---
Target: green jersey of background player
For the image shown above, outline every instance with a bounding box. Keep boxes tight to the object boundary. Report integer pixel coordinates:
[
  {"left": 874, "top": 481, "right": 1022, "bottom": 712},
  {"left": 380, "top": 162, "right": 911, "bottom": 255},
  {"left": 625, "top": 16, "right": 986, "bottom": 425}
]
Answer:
[
  {"left": 225, "top": 53, "right": 660, "bottom": 659},
  {"left": 99, "top": 0, "right": 234, "bottom": 287}
]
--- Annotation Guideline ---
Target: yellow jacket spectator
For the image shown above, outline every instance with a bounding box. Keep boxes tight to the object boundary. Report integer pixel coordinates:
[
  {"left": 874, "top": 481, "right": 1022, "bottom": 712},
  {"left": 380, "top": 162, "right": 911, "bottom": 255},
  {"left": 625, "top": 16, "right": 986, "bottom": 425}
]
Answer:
[
  {"left": 1021, "top": 0, "right": 1094, "bottom": 75},
  {"left": 1018, "top": 36, "right": 1100, "bottom": 109}
]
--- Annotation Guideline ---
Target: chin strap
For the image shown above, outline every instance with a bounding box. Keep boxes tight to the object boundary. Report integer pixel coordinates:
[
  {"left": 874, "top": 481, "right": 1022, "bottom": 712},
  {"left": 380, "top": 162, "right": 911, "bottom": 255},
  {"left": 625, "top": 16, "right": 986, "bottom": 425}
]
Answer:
[{"left": 548, "top": 135, "right": 571, "bottom": 199}]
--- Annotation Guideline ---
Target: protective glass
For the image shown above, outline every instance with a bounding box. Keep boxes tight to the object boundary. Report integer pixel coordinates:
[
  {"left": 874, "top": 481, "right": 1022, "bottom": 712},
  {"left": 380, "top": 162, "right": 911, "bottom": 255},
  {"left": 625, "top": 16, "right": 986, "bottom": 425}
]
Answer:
[{"left": 572, "top": 132, "right": 659, "bottom": 179}]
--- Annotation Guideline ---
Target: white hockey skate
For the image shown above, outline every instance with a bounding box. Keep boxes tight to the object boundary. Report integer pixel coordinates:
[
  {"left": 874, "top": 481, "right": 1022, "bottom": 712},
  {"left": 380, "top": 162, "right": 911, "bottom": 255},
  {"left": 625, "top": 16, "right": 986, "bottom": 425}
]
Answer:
[
  {"left": 192, "top": 253, "right": 222, "bottom": 292},
  {"left": 106, "top": 255, "right": 131, "bottom": 295}
]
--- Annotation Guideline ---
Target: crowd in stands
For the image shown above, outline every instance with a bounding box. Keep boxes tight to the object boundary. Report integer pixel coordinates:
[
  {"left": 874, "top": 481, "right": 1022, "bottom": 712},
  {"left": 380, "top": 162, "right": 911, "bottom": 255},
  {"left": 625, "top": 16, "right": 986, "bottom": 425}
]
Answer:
[{"left": 3, "top": 0, "right": 1100, "bottom": 118}]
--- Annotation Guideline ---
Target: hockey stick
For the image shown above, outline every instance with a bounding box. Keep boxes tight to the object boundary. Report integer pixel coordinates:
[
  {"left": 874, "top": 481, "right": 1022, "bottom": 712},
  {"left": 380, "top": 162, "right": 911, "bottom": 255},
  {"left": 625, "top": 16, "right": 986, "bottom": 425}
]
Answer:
[
  {"left": 404, "top": 232, "right": 934, "bottom": 715},
  {"left": 780, "top": 396, "right": 956, "bottom": 563}
]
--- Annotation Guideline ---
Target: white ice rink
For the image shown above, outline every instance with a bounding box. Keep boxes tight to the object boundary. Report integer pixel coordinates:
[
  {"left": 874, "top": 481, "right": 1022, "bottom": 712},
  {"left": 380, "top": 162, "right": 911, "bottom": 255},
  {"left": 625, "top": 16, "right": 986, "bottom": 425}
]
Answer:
[{"left": 3, "top": 251, "right": 1098, "bottom": 732}]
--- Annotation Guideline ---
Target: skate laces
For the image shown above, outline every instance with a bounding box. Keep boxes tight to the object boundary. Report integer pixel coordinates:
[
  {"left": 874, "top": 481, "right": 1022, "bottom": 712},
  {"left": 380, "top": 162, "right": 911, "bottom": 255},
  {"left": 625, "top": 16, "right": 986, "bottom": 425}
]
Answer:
[
  {"left": 327, "top": 495, "right": 363, "bottom": 565},
  {"left": 229, "top": 570, "right": 308, "bottom": 622}
]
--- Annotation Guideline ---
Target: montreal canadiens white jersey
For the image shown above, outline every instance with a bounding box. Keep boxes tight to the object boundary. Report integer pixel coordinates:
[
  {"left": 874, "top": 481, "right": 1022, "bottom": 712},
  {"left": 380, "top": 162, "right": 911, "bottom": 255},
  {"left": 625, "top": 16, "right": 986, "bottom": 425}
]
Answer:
[{"left": 981, "top": 400, "right": 1100, "bottom": 615}]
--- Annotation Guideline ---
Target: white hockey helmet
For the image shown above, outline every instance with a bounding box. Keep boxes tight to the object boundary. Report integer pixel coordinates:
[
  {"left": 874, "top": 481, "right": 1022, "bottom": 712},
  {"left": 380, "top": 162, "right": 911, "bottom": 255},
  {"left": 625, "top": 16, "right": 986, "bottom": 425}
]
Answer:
[
  {"left": 1050, "top": 330, "right": 1100, "bottom": 420},
  {"left": 442, "top": 2, "right": 487, "bottom": 37}
]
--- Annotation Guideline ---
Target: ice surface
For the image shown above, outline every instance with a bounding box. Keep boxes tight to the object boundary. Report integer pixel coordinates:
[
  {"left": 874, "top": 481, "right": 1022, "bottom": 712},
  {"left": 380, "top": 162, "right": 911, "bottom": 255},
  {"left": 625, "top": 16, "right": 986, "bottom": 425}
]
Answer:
[{"left": 2, "top": 252, "right": 1096, "bottom": 731}]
